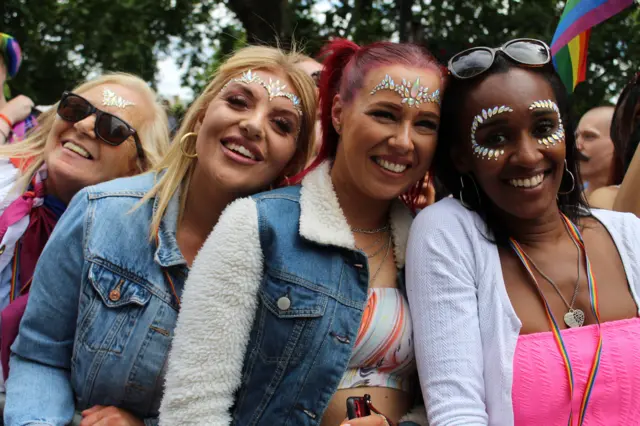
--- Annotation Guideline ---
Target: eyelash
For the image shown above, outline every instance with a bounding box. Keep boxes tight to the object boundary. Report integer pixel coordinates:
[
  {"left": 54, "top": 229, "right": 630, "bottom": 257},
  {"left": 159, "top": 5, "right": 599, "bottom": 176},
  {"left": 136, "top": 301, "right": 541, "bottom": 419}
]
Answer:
[
  {"left": 273, "top": 118, "right": 293, "bottom": 134},
  {"left": 481, "top": 119, "right": 557, "bottom": 146},
  {"left": 533, "top": 119, "right": 555, "bottom": 137},
  {"left": 369, "top": 110, "right": 438, "bottom": 130},
  {"left": 417, "top": 120, "right": 438, "bottom": 131},
  {"left": 484, "top": 133, "right": 508, "bottom": 146},
  {"left": 370, "top": 110, "right": 395, "bottom": 120},
  {"left": 226, "top": 95, "right": 248, "bottom": 108},
  {"left": 227, "top": 95, "right": 295, "bottom": 134}
]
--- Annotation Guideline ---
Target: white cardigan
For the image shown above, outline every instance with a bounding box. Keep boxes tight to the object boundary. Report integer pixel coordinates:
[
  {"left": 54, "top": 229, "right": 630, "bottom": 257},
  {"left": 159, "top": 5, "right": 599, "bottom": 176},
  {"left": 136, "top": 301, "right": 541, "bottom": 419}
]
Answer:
[{"left": 405, "top": 198, "right": 640, "bottom": 426}]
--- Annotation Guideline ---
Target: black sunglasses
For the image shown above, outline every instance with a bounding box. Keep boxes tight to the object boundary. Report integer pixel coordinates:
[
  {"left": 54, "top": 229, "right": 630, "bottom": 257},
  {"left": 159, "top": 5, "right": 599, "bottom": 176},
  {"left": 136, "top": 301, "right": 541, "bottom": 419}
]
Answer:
[
  {"left": 57, "top": 91, "right": 144, "bottom": 159},
  {"left": 448, "top": 38, "right": 551, "bottom": 80}
]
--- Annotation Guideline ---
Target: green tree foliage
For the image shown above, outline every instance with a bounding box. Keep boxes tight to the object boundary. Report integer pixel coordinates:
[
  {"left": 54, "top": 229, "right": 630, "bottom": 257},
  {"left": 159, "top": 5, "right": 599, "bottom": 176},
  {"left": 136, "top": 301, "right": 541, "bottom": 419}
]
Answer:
[
  {"left": 3, "top": 0, "right": 217, "bottom": 104},
  {"left": 3, "top": 0, "right": 637, "bottom": 117},
  {"left": 219, "top": 0, "right": 638, "bottom": 116}
]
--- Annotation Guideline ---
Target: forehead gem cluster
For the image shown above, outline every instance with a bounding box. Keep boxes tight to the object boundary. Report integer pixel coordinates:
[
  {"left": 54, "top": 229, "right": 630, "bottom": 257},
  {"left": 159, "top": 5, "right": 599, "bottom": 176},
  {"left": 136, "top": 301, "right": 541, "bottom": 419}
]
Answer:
[
  {"left": 370, "top": 74, "right": 441, "bottom": 107},
  {"left": 224, "top": 69, "right": 302, "bottom": 115},
  {"left": 529, "top": 100, "right": 565, "bottom": 147},
  {"left": 102, "top": 88, "right": 135, "bottom": 109},
  {"left": 471, "top": 105, "right": 513, "bottom": 160}
]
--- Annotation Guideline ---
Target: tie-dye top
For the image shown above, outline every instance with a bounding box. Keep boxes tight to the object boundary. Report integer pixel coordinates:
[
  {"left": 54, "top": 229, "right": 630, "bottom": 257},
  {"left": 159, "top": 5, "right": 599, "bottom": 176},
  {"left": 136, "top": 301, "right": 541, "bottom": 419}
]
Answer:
[{"left": 338, "top": 287, "right": 416, "bottom": 392}]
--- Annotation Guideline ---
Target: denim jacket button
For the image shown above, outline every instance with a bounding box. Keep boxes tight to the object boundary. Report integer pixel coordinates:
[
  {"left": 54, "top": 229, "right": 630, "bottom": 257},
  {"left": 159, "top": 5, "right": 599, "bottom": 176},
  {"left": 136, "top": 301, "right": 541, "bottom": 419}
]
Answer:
[
  {"left": 0, "top": 245, "right": 5, "bottom": 255},
  {"left": 109, "top": 289, "right": 121, "bottom": 302},
  {"left": 277, "top": 296, "right": 291, "bottom": 311}
]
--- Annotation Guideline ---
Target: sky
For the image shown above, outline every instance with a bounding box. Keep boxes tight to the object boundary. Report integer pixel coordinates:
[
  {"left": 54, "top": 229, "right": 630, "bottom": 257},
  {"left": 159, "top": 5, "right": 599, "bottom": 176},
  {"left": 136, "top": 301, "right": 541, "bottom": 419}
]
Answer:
[
  {"left": 155, "top": 0, "right": 333, "bottom": 104},
  {"left": 157, "top": 54, "right": 194, "bottom": 103}
]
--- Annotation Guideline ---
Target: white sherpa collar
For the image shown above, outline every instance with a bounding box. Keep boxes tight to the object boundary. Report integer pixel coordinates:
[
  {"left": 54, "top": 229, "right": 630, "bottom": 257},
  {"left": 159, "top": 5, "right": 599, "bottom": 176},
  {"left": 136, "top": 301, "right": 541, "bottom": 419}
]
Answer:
[{"left": 299, "top": 162, "right": 414, "bottom": 268}]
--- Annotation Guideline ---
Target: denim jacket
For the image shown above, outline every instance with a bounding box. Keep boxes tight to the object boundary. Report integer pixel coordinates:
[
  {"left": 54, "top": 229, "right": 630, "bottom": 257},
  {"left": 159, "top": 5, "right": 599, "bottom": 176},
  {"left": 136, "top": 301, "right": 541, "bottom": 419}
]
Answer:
[
  {"left": 160, "top": 162, "right": 427, "bottom": 425},
  {"left": 4, "top": 172, "right": 187, "bottom": 426}
]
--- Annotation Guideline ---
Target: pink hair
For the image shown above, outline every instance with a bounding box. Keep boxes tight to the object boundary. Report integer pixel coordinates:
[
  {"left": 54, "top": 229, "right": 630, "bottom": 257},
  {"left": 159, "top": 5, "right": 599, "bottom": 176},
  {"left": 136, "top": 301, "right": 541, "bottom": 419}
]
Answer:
[{"left": 288, "top": 38, "right": 444, "bottom": 210}]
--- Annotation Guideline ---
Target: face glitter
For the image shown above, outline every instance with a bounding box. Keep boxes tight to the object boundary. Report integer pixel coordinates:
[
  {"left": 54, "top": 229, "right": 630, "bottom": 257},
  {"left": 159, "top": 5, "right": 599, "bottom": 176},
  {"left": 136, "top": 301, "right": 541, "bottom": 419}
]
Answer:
[
  {"left": 102, "top": 88, "right": 135, "bottom": 109},
  {"left": 529, "top": 100, "right": 565, "bottom": 148},
  {"left": 470, "top": 105, "right": 514, "bottom": 160},
  {"left": 369, "top": 74, "right": 440, "bottom": 107},
  {"left": 223, "top": 69, "right": 302, "bottom": 115}
]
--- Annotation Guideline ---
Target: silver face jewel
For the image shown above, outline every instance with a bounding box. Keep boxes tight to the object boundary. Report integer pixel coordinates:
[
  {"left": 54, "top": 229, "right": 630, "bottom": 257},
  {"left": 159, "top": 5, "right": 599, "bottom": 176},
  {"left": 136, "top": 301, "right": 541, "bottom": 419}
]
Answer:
[
  {"left": 102, "top": 88, "right": 135, "bottom": 109},
  {"left": 470, "top": 105, "right": 513, "bottom": 160},
  {"left": 369, "top": 74, "right": 441, "bottom": 107},
  {"left": 529, "top": 100, "right": 565, "bottom": 148},
  {"left": 223, "top": 69, "right": 302, "bottom": 115}
]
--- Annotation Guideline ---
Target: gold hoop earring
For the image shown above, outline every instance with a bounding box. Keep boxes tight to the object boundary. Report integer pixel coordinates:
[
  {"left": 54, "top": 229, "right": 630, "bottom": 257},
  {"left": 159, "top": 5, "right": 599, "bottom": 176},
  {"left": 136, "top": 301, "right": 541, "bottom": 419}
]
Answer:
[{"left": 180, "top": 132, "right": 198, "bottom": 158}]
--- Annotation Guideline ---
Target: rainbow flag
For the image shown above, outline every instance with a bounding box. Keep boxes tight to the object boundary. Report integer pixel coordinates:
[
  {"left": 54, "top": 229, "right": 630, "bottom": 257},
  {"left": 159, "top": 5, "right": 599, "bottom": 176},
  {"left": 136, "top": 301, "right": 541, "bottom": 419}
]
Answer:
[{"left": 551, "top": 0, "right": 635, "bottom": 91}]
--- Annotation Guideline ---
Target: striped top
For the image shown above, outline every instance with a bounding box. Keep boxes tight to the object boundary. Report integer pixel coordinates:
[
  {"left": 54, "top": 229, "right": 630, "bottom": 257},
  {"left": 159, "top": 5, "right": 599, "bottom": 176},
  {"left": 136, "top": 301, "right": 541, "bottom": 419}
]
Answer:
[{"left": 338, "top": 288, "right": 416, "bottom": 392}]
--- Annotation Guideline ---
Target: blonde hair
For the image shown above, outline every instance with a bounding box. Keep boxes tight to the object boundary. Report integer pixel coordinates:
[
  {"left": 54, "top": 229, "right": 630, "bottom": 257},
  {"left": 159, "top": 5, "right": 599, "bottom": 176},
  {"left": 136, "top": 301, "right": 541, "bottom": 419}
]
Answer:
[
  {"left": 1, "top": 72, "right": 169, "bottom": 193},
  {"left": 295, "top": 54, "right": 318, "bottom": 64},
  {"left": 142, "top": 45, "right": 318, "bottom": 239}
]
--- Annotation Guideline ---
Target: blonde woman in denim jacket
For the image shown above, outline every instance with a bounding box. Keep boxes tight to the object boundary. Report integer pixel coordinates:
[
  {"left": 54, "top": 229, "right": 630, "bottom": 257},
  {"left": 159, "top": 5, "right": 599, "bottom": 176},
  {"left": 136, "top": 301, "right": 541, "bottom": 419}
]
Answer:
[{"left": 4, "top": 46, "right": 317, "bottom": 426}]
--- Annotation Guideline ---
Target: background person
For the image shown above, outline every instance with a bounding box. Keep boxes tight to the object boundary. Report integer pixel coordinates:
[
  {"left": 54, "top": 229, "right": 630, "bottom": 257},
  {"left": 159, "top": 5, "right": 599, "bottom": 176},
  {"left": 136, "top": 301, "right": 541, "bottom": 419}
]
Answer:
[{"left": 0, "top": 33, "right": 37, "bottom": 145}]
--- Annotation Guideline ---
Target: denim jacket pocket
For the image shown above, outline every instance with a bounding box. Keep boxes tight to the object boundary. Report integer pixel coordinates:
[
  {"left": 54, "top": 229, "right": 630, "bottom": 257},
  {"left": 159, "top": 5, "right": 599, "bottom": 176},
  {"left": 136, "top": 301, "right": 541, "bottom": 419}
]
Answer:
[
  {"left": 77, "top": 262, "right": 152, "bottom": 354},
  {"left": 256, "top": 270, "right": 328, "bottom": 364}
]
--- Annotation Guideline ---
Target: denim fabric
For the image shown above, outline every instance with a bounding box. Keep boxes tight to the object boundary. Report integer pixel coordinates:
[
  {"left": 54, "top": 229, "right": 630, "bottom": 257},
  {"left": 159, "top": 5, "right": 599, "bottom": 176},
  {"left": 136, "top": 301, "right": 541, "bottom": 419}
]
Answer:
[
  {"left": 4, "top": 173, "right": 186, "bottom": 426},
  {"left": 231, "top": 186, "right": 406, "bottom": 425}
]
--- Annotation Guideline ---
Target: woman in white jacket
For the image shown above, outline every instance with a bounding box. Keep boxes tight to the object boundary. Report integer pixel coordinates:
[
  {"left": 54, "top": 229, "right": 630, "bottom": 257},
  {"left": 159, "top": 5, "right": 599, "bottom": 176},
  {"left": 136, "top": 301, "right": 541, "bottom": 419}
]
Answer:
[{"left": 407, "top": 39, "right": 640, "bottom": 425}]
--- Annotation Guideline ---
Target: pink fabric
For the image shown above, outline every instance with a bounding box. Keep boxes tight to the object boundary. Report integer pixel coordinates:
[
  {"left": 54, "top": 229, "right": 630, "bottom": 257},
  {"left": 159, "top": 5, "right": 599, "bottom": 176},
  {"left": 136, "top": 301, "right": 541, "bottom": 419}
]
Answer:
[
  {"left": 512, "top": 317, "right": 640, "bottom": 425},
  {"left": 1, "top": 293, "right": 27, "bottom": 380},
  {"left": 0, "top": 166, "right": 64, "bottom": 379}
]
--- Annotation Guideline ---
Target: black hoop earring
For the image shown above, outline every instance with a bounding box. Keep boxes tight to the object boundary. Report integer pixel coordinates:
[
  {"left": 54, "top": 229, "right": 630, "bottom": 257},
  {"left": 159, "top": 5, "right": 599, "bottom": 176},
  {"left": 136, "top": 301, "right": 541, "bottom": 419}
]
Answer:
[
  {"left": 459, "top": 174, "right": 481, "bottom": 209},
  {"left": 558, "top": 159, "right": 575, "bottom": 195}
]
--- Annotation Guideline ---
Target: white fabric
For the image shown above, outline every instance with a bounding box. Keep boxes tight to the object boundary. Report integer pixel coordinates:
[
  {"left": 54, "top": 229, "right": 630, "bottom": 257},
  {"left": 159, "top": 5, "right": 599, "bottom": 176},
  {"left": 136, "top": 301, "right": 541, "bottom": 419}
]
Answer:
[
  {"left": 0, "top": 159, "right": 26, "bottom": 284},
  {"left": 0, "top": 158, "right": 21, "bottom": 214},
  {"left": 406, "top": 198, "right": 640, "bottom": 426},
  {"left": 0, "top": 158, "right": 20, "bottom": 392}
]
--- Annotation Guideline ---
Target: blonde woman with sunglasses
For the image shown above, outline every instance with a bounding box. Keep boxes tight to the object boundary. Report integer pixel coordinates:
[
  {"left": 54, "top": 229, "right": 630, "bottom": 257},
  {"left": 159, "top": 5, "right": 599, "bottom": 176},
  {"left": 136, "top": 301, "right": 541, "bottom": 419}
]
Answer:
[{"left": 0, "top": 72, "right": 169, "bottom": 394}]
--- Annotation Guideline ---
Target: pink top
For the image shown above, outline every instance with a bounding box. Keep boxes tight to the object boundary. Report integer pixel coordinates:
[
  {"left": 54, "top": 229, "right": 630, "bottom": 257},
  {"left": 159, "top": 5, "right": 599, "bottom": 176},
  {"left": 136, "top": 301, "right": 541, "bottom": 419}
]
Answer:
[{"left": 512, "top": 317, "right": 640, "bottom": 425}]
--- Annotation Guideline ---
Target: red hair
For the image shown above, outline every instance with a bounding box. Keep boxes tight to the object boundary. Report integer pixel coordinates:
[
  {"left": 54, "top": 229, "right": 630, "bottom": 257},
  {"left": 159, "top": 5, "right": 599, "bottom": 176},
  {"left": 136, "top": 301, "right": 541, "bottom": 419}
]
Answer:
[{"left": 288, "top": 38, "right": 444, "bottom": 210}]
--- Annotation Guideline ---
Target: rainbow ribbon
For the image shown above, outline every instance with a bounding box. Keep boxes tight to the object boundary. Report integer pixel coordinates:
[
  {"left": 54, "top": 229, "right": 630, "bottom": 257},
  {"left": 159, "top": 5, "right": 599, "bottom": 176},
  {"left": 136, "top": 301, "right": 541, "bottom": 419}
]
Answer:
[
  {"left": 551, "top": 0, "right": 634, "bottom": 92},
  {"left": 509, "top": 215, "right": 602, "bottom": 426}
]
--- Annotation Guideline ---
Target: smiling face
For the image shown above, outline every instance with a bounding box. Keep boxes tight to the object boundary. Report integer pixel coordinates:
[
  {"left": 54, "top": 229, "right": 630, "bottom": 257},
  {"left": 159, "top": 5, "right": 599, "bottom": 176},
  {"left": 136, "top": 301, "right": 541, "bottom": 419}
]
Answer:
[
  {"left": 455, "top": 67, "right": 566, "bottom": 220},
  {"left": 190, "top": 68, "right": 302, "bottom": 196},
  {"left": 330, "top": 64, "right": 442, "bottom": 202},
  {"left": 43, "top": 83, "right": 148, "bottom": 203}
]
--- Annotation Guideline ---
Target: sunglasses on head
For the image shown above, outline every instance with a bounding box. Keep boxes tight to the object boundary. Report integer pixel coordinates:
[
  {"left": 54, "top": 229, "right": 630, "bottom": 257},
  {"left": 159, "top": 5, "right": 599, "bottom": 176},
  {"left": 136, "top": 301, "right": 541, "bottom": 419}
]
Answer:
[
  {"left": 57, "top": 92, "right": 145, "bottom": 159},
  {"left": 311, "top": 71, "right": 321, "bottom": 88},
  {"left": 448, "top": 38, "right": 551, "bottom": 80}
]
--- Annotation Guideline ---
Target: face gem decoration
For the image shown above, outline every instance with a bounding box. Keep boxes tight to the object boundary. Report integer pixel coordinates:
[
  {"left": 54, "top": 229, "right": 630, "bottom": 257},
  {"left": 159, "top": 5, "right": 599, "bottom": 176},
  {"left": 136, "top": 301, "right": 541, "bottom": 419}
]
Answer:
[
  {"left": 470, "top": 105, "right": 514, "bottom": 160},
  {"left": 528, "top": 100, "right": 565, "bottom": 148},
  {"left": 369, "top": 74, "right": 441, "bottom": 107},
  {"left": 102, "top": 88, "right": 135, "bottom": 109},
  {"left": 224, "top": 69, "right": 302, "bottom": 115}
]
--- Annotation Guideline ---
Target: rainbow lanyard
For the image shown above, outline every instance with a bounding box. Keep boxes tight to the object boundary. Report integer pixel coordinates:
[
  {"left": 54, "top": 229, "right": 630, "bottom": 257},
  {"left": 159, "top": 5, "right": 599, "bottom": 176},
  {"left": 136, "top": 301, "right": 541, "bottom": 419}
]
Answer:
[{"left": 509, "top": 215, "right": 602, "bottom": 426}]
